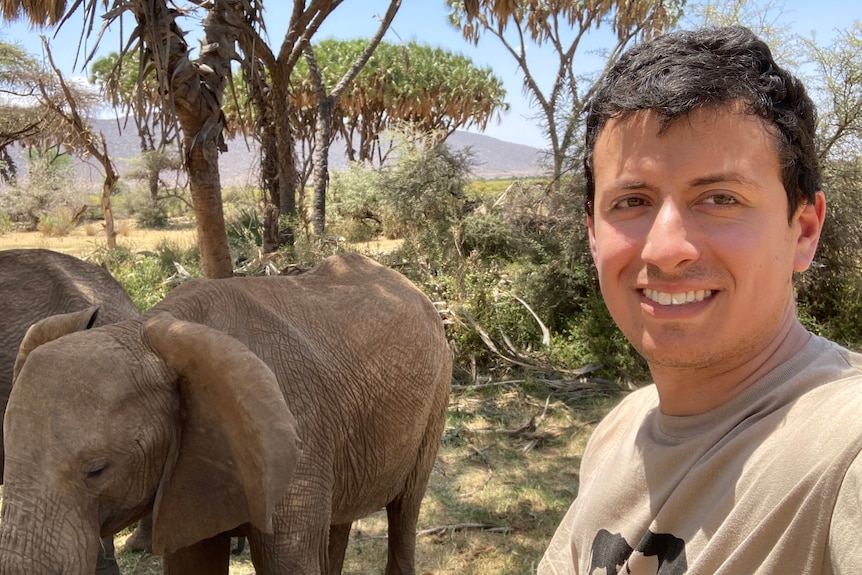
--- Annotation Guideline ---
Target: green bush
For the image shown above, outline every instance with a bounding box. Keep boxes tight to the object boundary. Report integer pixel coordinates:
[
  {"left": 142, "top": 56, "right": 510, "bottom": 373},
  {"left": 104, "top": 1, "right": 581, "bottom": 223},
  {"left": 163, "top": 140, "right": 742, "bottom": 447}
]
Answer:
[
  {"left": 92, "top": 241, "right": 202, "bottom": 311},
  {"left": 794, "top": 159, "right": 862, "bottom": 349},
  {"left": 0, "top": 212, "right": 11, "bottom": 234},
  {"left": 134, "top": 198, "right": 170, "bottom": 229},
  {"left": 329, "top": 162, "right": 388, "bottom": 241},
  {"left": 459, "top": 211, "right": 520, "bottom": 261},
  {"left": 226, "top": 206, "right": 264, "bottom": 264}
]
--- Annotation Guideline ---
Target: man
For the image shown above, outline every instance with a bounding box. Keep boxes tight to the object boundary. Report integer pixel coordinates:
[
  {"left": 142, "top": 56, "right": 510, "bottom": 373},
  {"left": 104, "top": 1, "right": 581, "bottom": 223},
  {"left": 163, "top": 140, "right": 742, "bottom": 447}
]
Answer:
[{"left": 539, "top": 26, "right": 862, "bottom": 574}]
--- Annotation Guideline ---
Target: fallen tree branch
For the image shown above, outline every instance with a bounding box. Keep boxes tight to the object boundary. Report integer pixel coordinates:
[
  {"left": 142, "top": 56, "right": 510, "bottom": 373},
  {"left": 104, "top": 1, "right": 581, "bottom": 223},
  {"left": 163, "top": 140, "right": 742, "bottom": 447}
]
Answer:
[
  {"left": 350, "top": 523, "right": 512, "bottom": 544},
  {"left": 417, "top": 523, "right": 512, "bottom": 537},
  {"left": 451, "top": 379, "right": 526, "bottom": 391}
]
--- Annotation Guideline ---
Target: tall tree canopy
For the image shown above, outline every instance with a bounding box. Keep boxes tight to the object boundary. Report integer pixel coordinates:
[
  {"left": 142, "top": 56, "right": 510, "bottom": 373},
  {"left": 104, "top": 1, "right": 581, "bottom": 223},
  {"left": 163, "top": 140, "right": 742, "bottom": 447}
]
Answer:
[{"left": 291, "top": 38, "right": 508, "bottom": 165}]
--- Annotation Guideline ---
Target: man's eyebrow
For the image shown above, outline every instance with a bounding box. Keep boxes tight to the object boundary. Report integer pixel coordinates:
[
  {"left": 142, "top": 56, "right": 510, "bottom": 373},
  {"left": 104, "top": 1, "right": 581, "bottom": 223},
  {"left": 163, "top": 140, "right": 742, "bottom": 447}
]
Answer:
[
  {"left": 688, "top": 172, "right": 757, "bottom": 188},
  {"left": 609, "top": 172, "right": 756, "bottom": 192},
  {"left": 617, "top": 180, "right": 658, "bottom": 191}
]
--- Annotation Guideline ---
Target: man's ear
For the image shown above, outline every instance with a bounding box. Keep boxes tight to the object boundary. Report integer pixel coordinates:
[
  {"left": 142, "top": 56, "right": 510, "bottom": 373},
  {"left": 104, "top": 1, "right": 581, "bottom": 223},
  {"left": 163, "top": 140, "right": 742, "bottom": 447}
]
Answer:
[
  {"left": 793, "top": 191, "right": 826, "bottom": 273},
  {"left": 587, "top": 214, "right": 598, "bottom": 265}
]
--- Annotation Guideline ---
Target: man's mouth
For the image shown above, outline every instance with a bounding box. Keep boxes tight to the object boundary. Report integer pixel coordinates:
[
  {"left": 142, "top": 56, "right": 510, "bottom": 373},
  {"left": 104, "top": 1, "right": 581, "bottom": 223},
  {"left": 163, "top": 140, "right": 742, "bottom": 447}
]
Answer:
[{"left": 642, "top": 288, "right": 713, "bottom": 306}]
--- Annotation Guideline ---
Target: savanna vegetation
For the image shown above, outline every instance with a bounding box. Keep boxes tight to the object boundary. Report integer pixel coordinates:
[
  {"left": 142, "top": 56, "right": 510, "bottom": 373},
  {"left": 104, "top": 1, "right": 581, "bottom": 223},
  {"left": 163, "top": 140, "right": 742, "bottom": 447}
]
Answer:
[{"left": 0, "top": 0, "right": 861, "bottom": 573}]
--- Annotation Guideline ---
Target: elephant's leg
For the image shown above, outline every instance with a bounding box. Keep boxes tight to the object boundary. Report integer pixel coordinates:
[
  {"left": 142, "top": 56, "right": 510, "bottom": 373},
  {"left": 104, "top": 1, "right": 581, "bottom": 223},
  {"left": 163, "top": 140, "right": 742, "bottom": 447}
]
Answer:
[
  {"left": 231, "top": 535, "right": 246, "bottom": 555},
  {"left": 247, "top": 511, "right": 331, "bottom": 574},
  {"left": 163, "top": 532, "right": 231, "bottom": 575},
  {"left": 327, "top": 522, "right": 353, "bottom": 575},
  {"left": 95, "top": 536, "right": 121, "bottom": 575},
  {"left": 384, "top": 494, "right": 424, "bottom": 575},
  {"left": 123, "top": 514, "right": 153, "bottom": 553}
]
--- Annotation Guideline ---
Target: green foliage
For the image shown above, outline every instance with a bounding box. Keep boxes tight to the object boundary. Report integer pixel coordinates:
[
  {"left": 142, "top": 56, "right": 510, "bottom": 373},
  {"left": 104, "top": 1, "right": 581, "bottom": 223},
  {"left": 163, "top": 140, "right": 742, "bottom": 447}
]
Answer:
[
  {"left": 91, "top": 241, "right": 202, "bottom": 311},
  {"left": 460, "top": 211, "right": 519, "bottom": 261},
  {"left": 379, "top": 141, "right": 474, "bottom": 260},
  {"left": 795, "top": 158, "right": 862, "bottom": 348},
  {"left": 290, "top": 38, "right": 508, "bottom": 165},
  {"left": 226, "top": 206, "right": 264, "bottom": 263},
  {"left": 0, "top": 212, "right": 11, "bottom": 234},
  {"left": 134, "top": 198, "right": 170, "bottom": 229},
  {"left": 329, "top": 164, "right": 387, "bottom": 241}
]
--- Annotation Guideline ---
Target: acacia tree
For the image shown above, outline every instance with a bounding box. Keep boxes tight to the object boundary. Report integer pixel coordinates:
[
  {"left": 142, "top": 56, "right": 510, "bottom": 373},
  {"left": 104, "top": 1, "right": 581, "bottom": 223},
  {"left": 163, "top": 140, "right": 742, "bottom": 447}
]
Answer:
[
  {"left": 39, "top": 39, "right": 120, "bottom": 248},
  {"left": 0, "top": 37, "right": 121, "bottom": 241},
  {"left": 447, "top": 0, "right": 682, "bottom": 211},
  {"left": 0, "top": 40, "right": 58, "bottom": 183}
]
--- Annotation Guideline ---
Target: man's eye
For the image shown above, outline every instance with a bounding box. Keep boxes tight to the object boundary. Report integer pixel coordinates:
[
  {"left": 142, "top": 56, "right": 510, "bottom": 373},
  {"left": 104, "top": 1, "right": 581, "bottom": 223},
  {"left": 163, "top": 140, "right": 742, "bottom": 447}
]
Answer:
[
  {"left": 703, "top": 193, "right": 738, "bottom": 205},
  {"left": 611, "top": 196, "right": 648, "bottom": 209}
]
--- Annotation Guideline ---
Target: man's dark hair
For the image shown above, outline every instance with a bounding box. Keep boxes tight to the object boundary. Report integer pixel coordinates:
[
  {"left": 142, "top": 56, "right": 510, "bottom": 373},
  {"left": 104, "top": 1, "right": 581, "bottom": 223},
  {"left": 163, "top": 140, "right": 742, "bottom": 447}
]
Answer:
[{"left": 583, "top": 25, "right": 820, "bottom": 220}]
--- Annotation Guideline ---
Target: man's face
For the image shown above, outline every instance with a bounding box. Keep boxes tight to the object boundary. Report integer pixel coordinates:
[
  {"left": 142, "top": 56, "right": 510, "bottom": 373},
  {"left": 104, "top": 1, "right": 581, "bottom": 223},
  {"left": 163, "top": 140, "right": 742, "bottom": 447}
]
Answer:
[{"left": 588, "top": 106, "right": 823, "bottom": 374}]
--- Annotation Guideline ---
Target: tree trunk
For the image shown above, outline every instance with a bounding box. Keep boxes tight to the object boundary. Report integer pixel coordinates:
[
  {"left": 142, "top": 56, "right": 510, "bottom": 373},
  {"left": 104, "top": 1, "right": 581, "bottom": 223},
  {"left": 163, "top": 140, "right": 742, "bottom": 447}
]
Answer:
[
  {"left": 272, "top": 74, "right": 298, "bottom": 248},
  {"left": 185, "top": 140, "right": 233, "bottom": 277},
  {"left": 148, "top": 164, "right": 160, "bottom": 202},
  {"left": 100, "top": 135, "right": 118, "bottom": 251},
  {"left": 311, "top": 97, "right": 332, "bottom": 237},
  {"left": 243, "top": 59, "right": 281, "bottom": 253},
  {"left": 131, "top": 0, "right": 234, "bottom": 278}
]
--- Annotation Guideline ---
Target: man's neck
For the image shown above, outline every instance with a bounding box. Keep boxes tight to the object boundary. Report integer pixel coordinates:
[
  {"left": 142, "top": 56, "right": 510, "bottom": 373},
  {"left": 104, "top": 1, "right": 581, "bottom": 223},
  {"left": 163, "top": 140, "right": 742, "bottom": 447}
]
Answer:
[{"left": 650, "top": 312, "right": 812, "bottom": 416}]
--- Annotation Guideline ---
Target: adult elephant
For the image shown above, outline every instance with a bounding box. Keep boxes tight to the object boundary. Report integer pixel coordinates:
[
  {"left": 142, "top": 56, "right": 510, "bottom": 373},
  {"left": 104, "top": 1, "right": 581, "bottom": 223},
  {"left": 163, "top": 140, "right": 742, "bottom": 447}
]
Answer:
[
  {"left": 0, "top": 253, "right": 452, "bottom": 575},
  {"left": 0, "top": 248, "right": 142, "bottom": 575}
]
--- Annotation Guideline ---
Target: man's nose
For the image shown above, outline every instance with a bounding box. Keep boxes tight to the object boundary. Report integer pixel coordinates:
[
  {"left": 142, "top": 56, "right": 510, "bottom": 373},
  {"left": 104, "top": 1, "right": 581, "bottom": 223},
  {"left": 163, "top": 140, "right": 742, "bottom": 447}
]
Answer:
[{"left": 641, "top": 201, "right": 700, "bottom": 271}]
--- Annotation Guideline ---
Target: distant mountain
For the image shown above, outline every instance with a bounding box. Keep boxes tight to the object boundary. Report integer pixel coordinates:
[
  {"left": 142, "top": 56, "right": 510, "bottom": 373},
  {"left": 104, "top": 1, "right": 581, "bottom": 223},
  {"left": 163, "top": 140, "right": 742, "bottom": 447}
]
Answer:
[{"left": 3, "top": 119, "right": 546, "bottom": 188}]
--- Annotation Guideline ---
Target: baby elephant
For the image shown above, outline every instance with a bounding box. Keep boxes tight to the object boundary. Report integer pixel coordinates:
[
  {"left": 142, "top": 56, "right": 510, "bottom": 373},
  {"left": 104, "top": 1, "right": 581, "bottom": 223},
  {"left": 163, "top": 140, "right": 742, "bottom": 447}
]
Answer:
[{"left": 0, "top": 253, "right": 452, "bottom": 575}]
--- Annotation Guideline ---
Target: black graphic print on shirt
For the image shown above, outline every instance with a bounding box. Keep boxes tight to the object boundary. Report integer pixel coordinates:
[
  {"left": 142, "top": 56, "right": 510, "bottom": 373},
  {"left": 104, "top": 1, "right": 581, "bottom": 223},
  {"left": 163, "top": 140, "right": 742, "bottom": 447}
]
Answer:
[{"left": 589, "top": 529, "right": 688, "bottom": 574}]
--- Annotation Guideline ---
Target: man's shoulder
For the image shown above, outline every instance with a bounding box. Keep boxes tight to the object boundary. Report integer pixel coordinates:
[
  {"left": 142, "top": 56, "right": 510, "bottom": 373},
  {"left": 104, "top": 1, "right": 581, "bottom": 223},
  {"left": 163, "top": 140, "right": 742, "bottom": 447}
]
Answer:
[
  {"left": 795, "top": 336, "right": 862, "bottom": 405},
  {"left": 805, "top": 335, "right": 862, "bottom": 377}
]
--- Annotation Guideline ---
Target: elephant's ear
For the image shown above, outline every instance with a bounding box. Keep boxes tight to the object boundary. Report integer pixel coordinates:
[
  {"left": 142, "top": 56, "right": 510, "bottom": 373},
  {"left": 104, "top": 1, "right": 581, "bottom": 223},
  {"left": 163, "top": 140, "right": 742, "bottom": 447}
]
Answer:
[
  {"left": 12, "top": 306, "right": 100, "bottom": 383},
  {"left": 143, "top": 312, "right": 301, "bottom": 555}
]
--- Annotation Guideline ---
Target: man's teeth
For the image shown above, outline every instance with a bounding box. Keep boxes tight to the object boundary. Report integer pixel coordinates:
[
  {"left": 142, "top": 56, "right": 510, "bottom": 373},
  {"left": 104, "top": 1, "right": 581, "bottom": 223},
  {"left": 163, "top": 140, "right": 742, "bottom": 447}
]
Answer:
[{"left": 643, "top": 288, "right": 712, "bottom": 305}]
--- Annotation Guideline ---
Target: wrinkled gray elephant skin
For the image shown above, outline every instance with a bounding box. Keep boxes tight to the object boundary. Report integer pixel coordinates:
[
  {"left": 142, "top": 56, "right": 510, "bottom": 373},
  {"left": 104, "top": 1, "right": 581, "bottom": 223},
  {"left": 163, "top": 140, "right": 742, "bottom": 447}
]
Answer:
[
  {"left": 0, "top": 249, "right": 142, "bottom": 575},
  {"left": 0, "top": 253, "right": 452, "bottom": 575}
]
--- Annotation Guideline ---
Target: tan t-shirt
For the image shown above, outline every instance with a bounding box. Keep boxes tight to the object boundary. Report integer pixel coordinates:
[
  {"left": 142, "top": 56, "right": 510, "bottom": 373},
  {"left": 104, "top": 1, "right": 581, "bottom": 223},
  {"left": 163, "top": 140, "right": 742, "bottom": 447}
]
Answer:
[{"left": 539, "top": 335, "right": 862, "bottom": 574}]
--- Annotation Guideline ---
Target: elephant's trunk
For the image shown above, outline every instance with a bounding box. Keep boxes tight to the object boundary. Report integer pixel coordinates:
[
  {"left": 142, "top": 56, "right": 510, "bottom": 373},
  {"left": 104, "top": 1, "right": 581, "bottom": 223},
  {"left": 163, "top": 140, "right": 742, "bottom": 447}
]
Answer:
[{"left": 0, "top": 490, "right": 98, "bottom": 575}]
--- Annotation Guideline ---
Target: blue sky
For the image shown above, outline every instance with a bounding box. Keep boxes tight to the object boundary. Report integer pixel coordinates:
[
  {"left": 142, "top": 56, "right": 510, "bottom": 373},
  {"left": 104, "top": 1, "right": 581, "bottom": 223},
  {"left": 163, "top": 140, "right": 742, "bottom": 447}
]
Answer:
[{"left": 1, "top": 0, "right": 859, "bottom": 148}]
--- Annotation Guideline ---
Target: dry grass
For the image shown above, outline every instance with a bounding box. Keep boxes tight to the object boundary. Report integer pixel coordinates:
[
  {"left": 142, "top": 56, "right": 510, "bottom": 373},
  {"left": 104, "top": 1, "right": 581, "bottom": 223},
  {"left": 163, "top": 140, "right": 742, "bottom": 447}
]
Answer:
[{"left": 0, "top": 218, "right": 198, "bottom": 257}]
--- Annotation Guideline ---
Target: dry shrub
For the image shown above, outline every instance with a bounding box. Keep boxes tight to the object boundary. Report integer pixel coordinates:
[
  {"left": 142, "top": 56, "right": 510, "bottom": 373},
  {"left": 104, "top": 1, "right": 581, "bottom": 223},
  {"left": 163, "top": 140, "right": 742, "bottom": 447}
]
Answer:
[{"left": 37, "top": 207, "right": 76, "bottom": 237}]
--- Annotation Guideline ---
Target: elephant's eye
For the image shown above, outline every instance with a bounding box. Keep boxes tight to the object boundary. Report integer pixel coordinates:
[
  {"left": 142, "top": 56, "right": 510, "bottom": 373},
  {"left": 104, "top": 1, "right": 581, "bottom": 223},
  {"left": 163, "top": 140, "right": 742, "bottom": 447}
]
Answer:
[{"left": 84, "top": 460, "right": 109, "bottom": 481}]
